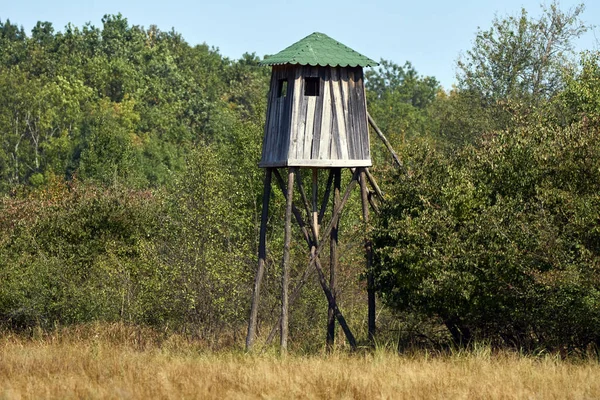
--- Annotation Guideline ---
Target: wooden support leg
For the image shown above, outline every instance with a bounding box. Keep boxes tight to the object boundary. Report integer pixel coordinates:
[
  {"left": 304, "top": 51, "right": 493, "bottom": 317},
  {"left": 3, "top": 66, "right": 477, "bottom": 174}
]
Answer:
[
  {"left": 246, "top": 168, "right": 272, "bottom": 351},
  {"left": 312, "top": 168, "right": 319, "bottom": 238},
  {"left": 359, "top": 168, "right": 376, "bottom": 343},
  {"left": 280, "top": 167, "right": 295, "bottom": 353},
  {"left": 318, "top": 169, "right": 334, "bottom": 224},
  {"left": 365, "top": 168, "right": 385, "bottom": 201},
  {"left": 368, "top": 113, "right": 403, "bottom": 170},
  {"left": 305, "top": 169, "right": 359, "bottom": 350},
  {"left": 327, "top": 168, "right": 341, "bottom": 351},
  {"left": 266, "top": 168, "right": 359, "bottom": 350}
]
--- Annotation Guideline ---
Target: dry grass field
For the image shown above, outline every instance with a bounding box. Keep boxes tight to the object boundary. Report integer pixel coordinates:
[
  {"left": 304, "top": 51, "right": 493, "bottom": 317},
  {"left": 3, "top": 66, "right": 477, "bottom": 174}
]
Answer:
[{"left": 1, "top": 324, "right": 599, "bottom": 399}]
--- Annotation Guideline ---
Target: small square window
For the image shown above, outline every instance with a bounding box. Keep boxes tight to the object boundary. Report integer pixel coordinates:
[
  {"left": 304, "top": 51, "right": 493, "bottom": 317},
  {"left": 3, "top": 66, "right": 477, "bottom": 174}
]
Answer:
[
  {"left": 278, "top": 79, "right": 288, "bottom": 98},
  {"left": 304, "top": 77, "right": 319, "bottom": 96}
]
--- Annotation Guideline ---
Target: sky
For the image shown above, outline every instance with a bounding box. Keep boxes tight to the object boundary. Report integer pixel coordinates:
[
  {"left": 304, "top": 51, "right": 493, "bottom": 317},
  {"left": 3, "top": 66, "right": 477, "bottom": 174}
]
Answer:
[{"left": 2, "top": 0, "right": 599, "bottom": 89}]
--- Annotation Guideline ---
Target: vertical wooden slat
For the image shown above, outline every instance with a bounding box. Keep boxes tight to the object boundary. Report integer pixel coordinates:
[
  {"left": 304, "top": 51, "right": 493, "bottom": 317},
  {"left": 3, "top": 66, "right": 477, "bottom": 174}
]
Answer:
[
  {"left": 311, "top": 67, "right": 325, "bottom": 160},
  {"left": 289, "top": 67, "right": 303, "bottom": 160},
  {"left": 347, "top": 69, "right": 360, "bottom": 160},
  {"left": 281, "top": 66, "right": 294, "bottom": 162},
  {"left": 303, "top": 68, "right": 316, "bottom": 160},
  {"left": 262, "top": 71, "right": 273, "bottom": 164},
  {"left": 339, "top": 68, "right": 355, "bottom": 159},
  {"left": 354, "top": 69, "right": 366, "bottom": 160},
  {"left": 318, "top": 68, "right": 332, "bottom": 160},
  {"left": 270, "top": 68, "right": 282, "bottom": 163},
  {"left": 329, "top": 70, "right": 340, "bottom": 160},
  {"left": 263, "top": 69, "right": 278, "bottom": 164},
  {"left": 295, "top": 68, "right": 308, "bottom": 159},
  {"left": 355, "top": 69, "right": 370, "bottom": 161},
  {"left": 275, "top": 99, "right": 284, "bottom": 161},
  {"left": 331, "top": 67, "right": 349, "bottom": 160}
]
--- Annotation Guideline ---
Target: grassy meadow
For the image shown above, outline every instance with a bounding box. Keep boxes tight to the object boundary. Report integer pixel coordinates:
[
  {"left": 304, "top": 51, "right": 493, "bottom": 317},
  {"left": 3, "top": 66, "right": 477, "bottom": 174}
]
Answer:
[{"left": 0, "top": 324, "right": 599, "bottom": 399}]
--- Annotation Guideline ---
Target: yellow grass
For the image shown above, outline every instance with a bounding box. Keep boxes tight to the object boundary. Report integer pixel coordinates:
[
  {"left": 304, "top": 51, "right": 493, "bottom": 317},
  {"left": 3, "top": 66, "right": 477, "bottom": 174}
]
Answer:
[{"left": 1, "top": 324, "right": 599, "bottom": 399}]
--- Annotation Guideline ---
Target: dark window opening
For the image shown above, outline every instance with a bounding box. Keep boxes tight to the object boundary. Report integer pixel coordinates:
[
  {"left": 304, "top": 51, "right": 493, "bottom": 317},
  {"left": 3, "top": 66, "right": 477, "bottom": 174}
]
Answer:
[
  {"left": 278, "top": 79, "right": 288, "bottom": 98},
  {"left": 304, "top": 77, "right": 320, "bottom": 96}
]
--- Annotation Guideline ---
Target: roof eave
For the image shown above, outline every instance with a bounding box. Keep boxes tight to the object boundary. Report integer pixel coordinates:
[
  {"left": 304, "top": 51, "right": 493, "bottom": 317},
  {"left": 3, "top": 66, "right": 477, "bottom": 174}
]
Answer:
[{"left": 259, "top": 61, "right": 379, "bottom": 68}]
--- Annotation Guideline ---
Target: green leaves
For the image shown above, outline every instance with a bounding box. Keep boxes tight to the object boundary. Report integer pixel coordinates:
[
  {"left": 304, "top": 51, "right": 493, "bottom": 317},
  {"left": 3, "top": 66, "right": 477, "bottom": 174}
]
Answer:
[
  {"left": 457, "top": 2, "right": 588, "bottom": 103},
  {"left": 372, "top": 99, "right": 600, "bottom": 350}
]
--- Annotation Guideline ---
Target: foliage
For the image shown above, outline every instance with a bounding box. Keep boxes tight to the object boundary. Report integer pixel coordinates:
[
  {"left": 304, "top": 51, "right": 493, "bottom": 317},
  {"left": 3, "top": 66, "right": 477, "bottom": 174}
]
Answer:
[
  {"left": 0, "top": 14, "right": 273, "bottom": 340},
  {"left": 1, "top": 3, "right": 599, "bottom": 353},
  {"left": 372, "top": 91, "right": 600, "bottom": 350},
  {"left": 0, "top": 14, "right": 266, "bottom": 191},
  {"left": 0, "top": 179, "right": 165, "bottom": 328},
  {"left": 457, "top": 1, "right": 588, "bottom": 103},
  {"left": 365, "top": 60, "right": 439, "bottom": 154}
]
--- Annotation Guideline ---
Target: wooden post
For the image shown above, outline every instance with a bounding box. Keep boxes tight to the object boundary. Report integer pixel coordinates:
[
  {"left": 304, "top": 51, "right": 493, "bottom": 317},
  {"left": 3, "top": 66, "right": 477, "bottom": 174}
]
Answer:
[
  {"left": 266, "top": 168, "right": 359, "bottom": 350},
  {"left": 327, "top": 168, "right": 341, "bottom": 350},
  {"left": 365, "top": 168, "right": 385, "bottom": 201},
  {"left": 318, "top": 169, "right": 334, "bottom": 224},
  {"left": 312, "top": 168, "right": 319, "bottom": 239},
  {"left": 281, "top": 167, "right": 295, "bottom": 353},
  {"left": 359, "top": 168, "right": 376, "bottom": 343},
  {"left": 246, "top": 168, "right": 272, "bottom": 351},
  {"left": 368, "top": 113, "right": 403, "bottom": 170}
]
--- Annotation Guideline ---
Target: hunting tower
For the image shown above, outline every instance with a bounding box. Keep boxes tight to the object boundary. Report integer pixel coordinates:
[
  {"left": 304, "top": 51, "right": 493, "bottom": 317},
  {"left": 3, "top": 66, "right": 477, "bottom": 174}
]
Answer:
[
  {"left": 247, "top": 33, "right": 383, "bottom": 353},
  {"left": 259, "top": 32, "right": 376, "bottom": 168}
]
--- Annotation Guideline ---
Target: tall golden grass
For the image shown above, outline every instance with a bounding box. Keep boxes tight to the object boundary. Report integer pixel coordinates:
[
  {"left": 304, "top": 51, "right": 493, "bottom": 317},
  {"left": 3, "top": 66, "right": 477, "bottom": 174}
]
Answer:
[{"left": 1, "top": 323, "right": 599, "bottom": 399}]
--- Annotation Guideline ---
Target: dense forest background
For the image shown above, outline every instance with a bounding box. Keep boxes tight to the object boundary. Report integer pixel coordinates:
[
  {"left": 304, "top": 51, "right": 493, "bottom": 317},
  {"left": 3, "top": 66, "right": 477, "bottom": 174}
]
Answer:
[{"left": 1, "top": 2, "right": 599, "bottom": 353}]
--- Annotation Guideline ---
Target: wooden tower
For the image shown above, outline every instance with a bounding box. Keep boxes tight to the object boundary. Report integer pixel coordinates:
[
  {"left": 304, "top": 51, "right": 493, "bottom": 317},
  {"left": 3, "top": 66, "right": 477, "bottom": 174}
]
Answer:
[{"left": 246, "top": 32, "right": 381, "bottom": 352}]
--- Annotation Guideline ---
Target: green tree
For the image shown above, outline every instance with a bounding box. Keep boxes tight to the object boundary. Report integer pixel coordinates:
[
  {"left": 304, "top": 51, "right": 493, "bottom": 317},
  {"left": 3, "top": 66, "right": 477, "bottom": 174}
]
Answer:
[
  {"left": 365, "top": 60, "right": 439, "bottom": 163},
  {"left": 560, "top": 50, "right": 600, "bottom": 123},
  {"left": 372, "top": 84, "right": 600, "bottom": 350},
  {"left": 76, "top": 97, "right": 146, "bottom": 187},
  {"left": 457, "top": 2, "right": 588, "bottom": 103}
]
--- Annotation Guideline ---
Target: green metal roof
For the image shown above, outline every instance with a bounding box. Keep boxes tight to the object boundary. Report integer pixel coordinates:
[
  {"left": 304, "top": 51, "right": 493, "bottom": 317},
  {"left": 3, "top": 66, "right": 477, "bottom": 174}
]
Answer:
[{"left": 260, "top": 32, "right": 378, "bottom": 68}]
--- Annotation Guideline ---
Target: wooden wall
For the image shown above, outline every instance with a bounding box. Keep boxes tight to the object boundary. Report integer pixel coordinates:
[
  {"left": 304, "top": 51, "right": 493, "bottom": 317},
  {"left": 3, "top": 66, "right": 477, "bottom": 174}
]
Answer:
[{"left": 260, "top": 65, "right": 371, "bottom": 168}]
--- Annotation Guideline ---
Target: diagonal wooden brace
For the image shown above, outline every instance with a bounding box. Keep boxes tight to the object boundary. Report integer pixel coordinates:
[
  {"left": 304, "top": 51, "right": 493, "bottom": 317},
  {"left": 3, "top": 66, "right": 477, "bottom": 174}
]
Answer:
[{"left": 267, "top": 168, "right": 359, "bottom": 349}]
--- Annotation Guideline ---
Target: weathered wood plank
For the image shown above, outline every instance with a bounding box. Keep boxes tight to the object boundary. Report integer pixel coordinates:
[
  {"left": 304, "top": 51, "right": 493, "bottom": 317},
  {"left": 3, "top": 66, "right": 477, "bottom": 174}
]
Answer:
[
  {"left": 329, "top": 69, "right": 340, "bottom": 160},
  {"left": 318, "top": 68, "right": 332, "bottom": 160},
  {"left": 303, "top": 94, "right": 316, "bottom": 160},
  {"left": 289, "top": 68, "right": 302, "bottom": 160},
  {"left": 261, "top": 69, "right": 278, "bottom": 165},
  {"left": 269, "top": 68, "right": 282, "bottom": 163},
  {"left": 339, "top": 68, "right": 355, "bottom": 159},
  {"left": 311, "top": 67, "right": 325, "bottom": 160},
  {"left": 331, "top": 68, "right": 349, "bottom": 160},
  {"left": 355, "top": 69, "right": 370, "bottom": 160},
  {"left": 295, "top": 73, "right": 308, "bottom": 159},
  {"left": 282, "top": 67, "right": 294, "bottom": 161},
  {"left": 347, "top": 69, "right": 358, "bottom": 159}
]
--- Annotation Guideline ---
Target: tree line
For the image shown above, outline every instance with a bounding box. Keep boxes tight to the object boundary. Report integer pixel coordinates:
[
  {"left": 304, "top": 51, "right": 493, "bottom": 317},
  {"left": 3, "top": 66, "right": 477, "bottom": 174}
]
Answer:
[{"left": 0, "top": 2, "right": 598, "bottom": 353}]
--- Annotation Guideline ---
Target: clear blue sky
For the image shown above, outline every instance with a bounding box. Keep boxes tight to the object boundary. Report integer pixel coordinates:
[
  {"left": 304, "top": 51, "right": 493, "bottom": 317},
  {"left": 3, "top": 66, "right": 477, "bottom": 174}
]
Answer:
[{"left": 3, "top": 0, "right": 599, "bottom": 89}]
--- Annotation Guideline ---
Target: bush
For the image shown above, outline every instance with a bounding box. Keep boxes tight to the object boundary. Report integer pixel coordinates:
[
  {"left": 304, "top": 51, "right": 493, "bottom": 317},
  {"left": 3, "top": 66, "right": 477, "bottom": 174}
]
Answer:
[{"left": 372, "top": 113, "right": 600, "bottom": 352}]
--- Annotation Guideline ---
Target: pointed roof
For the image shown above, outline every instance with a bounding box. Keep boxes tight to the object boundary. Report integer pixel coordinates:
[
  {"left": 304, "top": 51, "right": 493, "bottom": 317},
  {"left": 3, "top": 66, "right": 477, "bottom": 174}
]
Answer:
[{"left": 260, "top": 32, "right": 378, "bottom": 68}]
